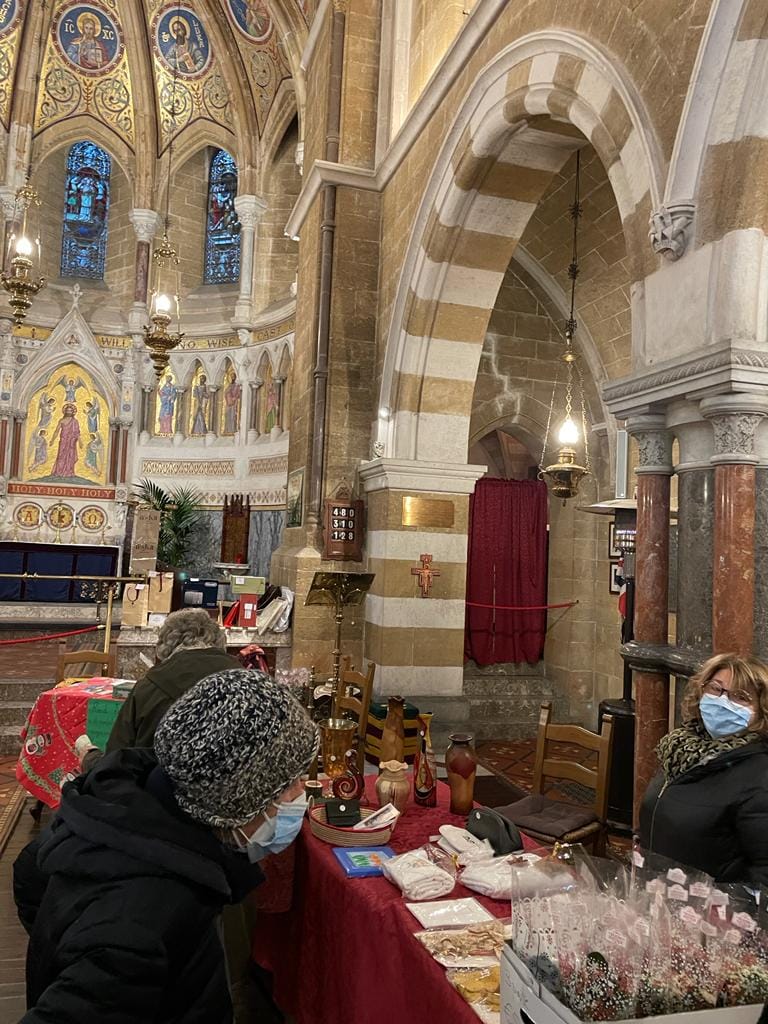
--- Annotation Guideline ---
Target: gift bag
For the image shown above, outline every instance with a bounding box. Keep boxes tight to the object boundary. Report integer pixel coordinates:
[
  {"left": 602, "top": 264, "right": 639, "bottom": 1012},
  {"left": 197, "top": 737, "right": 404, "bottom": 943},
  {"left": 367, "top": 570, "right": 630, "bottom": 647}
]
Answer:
[
  {"left": 122, "top": 582, "right": 149, "bottom": 628},
  {"left": 147, "top": 572, "right": 174, "bottom": 614}
]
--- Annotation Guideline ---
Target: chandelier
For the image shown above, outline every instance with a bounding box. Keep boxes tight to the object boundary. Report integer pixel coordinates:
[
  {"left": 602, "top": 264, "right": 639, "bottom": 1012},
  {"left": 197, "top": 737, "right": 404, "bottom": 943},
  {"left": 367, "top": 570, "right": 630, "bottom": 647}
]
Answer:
[
  {"left": 539, "top": 150, "right": 591, "bottom": 504},
  {"left": 144, "top": 9, "right": 184, "bottom": 378},
  {"left": 1, "top": 3, "right": 48, "bottom": 325}
]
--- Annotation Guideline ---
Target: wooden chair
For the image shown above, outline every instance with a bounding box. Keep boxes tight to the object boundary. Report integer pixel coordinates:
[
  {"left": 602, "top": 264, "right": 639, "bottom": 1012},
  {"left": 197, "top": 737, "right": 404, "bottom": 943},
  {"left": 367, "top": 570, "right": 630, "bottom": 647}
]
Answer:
[
  {"left": 499, "top": 701, "right": 614, "bottom": 855},
  {"left": 56, "top": 641, "right": 116, "bottom": 685},
  {"left": 333, "top": 657, "right": 376, "bottom": 772}
]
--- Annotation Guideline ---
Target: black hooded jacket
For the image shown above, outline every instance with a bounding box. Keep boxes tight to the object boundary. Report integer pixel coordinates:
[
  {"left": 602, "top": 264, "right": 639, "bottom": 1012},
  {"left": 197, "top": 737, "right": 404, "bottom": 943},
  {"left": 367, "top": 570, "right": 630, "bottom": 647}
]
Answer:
[
  {"left": 17, "top": 748, "right": 262, "bottom": 1024},
  {"left": 638, "top": 740, "right": 768, "bottom": 887}
]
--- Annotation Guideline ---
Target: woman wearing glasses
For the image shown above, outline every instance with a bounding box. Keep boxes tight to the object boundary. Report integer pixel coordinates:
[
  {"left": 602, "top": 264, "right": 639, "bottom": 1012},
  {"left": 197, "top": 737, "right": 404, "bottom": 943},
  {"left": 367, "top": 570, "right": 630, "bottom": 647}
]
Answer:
[{"left": 639, "top": 653, "right": 768, "bottom": 886}]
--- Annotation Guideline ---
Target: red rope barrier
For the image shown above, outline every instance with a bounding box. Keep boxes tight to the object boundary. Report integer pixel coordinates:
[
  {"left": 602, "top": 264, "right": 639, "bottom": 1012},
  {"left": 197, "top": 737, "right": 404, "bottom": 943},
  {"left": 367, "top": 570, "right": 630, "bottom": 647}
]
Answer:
[
  {"left": 465, "top": 600, "right": 578, "bottom": 611},
  {"left": 0, "top": 625, "right": 102, "bottom": 646}
]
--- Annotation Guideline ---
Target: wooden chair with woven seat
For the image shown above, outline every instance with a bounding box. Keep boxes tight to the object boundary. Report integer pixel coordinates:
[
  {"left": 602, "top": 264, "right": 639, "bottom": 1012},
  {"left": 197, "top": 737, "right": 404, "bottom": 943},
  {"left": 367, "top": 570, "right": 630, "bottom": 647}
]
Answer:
[
  {"left": 333, "top": 657, "right": 376, "bottom": 772},
  {"left": 56, "top": 641, "right": 116, "bottom": 685},
  {"left": 496, "top": 701, "right": 615, "bottom": 855}
]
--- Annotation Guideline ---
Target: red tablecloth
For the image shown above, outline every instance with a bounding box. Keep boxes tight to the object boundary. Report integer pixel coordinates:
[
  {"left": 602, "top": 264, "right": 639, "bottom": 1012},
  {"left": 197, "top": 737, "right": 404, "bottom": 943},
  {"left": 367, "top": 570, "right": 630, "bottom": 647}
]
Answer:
[
  {"left": 252, "top": 775, "right": 535, "bottom": 1024},
  {"left": 15, "top": 679, "right": 119, "bottom": 807}
]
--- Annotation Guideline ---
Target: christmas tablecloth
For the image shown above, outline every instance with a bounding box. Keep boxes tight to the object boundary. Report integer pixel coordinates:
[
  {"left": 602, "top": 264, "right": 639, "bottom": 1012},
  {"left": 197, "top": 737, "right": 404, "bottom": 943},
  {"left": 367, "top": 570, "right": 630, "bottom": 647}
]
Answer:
[{"left": 15, "top": 679, "right": 123, "bottom": 807}]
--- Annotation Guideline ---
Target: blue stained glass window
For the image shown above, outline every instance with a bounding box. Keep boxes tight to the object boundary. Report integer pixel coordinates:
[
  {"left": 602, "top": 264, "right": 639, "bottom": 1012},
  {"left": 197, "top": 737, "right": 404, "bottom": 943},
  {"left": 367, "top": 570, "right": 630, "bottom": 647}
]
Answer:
[
  {"left": 204, "top": 149, "right": 241, "bottom": 285},
  {"left": 60, "top": 141, "right": 111, "bottom": 280}
]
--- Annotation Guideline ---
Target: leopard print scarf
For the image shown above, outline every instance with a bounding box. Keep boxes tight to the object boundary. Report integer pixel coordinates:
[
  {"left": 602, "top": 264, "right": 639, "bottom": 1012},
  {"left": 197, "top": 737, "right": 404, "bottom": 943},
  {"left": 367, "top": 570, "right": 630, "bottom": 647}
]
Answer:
[{"left": 656, "top": 718, "right": 758, "bottom": 782}]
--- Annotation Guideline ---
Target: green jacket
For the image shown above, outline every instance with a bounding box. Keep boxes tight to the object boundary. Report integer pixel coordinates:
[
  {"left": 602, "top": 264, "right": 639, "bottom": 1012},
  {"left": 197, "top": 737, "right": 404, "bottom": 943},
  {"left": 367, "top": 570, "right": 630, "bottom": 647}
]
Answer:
[{"left": 106, "top": 647, "right": 240, "bottom": 752}]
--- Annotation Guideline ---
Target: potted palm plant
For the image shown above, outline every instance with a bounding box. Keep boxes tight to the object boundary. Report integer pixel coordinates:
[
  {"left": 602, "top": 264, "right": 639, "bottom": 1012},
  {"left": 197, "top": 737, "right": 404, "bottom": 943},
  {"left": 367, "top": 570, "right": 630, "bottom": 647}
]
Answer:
[{"left": 133, "top": 479, "right": 203, "bottom": 571}]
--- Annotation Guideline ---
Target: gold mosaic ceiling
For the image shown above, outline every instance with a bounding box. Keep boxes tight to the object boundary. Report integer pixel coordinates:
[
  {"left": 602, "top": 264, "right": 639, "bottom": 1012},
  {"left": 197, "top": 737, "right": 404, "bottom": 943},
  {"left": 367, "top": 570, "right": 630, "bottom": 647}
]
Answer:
[{"left": 0, "top": 0, "right": 313, "bottom": 148}]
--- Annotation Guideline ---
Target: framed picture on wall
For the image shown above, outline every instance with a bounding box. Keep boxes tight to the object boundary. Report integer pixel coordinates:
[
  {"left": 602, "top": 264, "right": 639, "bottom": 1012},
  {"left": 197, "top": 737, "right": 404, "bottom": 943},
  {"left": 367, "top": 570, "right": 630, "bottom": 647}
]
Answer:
[
  {"left": 608, "top": 522, "right": 621, "bottom": 559},
  {"left": 609, "top": 561, "right": 622, "bottom": 594},
  {"left": 286, "top": 468, "right": 304, "bottom": 528}
]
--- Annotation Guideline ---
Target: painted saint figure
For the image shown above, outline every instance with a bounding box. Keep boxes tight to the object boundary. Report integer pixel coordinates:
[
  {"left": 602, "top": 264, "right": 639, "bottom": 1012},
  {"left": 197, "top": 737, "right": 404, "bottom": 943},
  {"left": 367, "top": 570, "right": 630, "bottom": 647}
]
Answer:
[
  {"left": 36, "top": 394, "right": 56, "bottom": 431},
  {"left": 28, "top": 430, "right": 48, "bottom": 472},
  {"left": 85, "top": 396, "right": 100, "bottom": 434},
  {"left": 66, "top": 13, "right": 108, "bottom": 71},
  {"left": 164, "top": 17, "right": 205, "bottom": 74},
  {"left": 84, "top": 433, "right": 103, "bottom": 474},
  {"left": 191, "top": 373, "right": 211, "bottom": 436},
  {"left": 55, "top": 375, "right": 86, "bottom": 403},
  {"left": 158, "top": 374, "right": 177, "bottom": 434},
  {"left": 50, "top": 404, "right": 82, "bottom": 479},
  {"left": 222, "top": 371, "right": 241, "bottom": 435},
  {"left": 245, "top": 0, "right": 270, "bottom": 37},
  {"left": 265, "top": 379, "right": 278, "bottom": 433}
]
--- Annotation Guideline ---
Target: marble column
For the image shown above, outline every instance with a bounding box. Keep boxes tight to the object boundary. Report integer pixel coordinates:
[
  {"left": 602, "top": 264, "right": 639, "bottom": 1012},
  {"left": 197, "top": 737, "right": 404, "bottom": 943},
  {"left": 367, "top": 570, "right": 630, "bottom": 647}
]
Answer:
[
  {"left": 701, "top": 395, "right": 768, "bottom": 655},
  {"left": 173, "top": 387, "right": 187, "bottom": 444},
  {"left": 108, "top": 418, "right": 120, "bottom": 485},
  {"left": 10, "top": 410, "right": 26, "bottom": 478},
  {"left": 140, "top": 385, "right": 154, "bottom": 442},
  {"left": 627, "top": 415, "right": 673, "bottom": 825},
  {"left": 205, "top": 385, "right": 219, "bottom": 443},
  {"left": 127, "top": 209, "right": 162, "bottom": 335},
  {"left": 272, "top": 376, "right": 285, "bottom": 436},
  {"left": 232, "top": 195, "right": 267, "bottom": 328},
  {"left": 755, "top": 466, "right": 768, "bottom": 662},
  {"left": 248, "top": 379, "right": 263, "bottom": 443}
]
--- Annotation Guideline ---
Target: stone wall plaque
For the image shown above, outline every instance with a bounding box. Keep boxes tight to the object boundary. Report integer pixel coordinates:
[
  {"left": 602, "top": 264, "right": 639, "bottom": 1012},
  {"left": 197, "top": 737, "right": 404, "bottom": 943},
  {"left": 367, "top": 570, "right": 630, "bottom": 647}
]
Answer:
[{"left": 401, "top": 496, "right": 454, "bottom": 528}]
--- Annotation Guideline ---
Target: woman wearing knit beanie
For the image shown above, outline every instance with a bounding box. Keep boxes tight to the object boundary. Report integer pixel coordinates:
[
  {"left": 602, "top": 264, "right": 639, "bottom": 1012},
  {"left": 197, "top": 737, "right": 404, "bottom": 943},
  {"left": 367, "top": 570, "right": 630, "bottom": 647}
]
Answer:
[{"left": 16, "top": 670, "right": 318, "bottom": 1024}]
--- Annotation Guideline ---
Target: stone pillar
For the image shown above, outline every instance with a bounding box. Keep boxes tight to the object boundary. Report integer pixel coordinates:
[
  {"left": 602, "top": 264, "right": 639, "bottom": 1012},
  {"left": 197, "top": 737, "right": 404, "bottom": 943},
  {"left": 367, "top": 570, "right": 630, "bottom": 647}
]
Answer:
[
  {"left": 172, "top": 387, "right": 187, "bottom": 445},
  {"left": 10, "top": 410, "right": 26, "bottom": 478},
  {"left": 667, "top": 402, "right": 714, "bottom": 652},
  {"left": 700, "top": 395, "right": 768, "bottom": 655},
  {"left": 108, "top": 417, "right": 120, "bottom": 485},
  {"left": 205, "top": 385, "right": 219, "bottom": 444},
  {"left": 272, "top": 376, "right": 285, "bottom": 437},
  {"left": 357, "top": 458, "right": 485, "bottom": 698},
  {"left": 127, "top": 209, "right": 161, "bottom": 335},
  {"left": 232, "top": 195, "right": 267, "bottom": 328},
  {"left": 627, "top": 415, "right": 673, "bottom": 825},
  {"left": 140, "top": 385, "right": 154, "bottom": 442},
  {"left": 248, "top": 379, "right": 263, "bottom": 443}
]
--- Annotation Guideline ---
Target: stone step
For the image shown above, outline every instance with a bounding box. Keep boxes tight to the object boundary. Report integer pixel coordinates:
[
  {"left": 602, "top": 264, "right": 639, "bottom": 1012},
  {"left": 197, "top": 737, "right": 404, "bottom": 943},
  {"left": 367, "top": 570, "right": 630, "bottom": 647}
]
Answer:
[
  {"left": 462, "top": 676, "right": 555, "bottom": 698},
  {"left": 0, "top": 703, "right": 32, "bottom": 727},
  {"left": 0, "top": 725, "right": 22, "bottom": 758},
  {"left": 0, "top": 679, "right": 53, "bottom": 703},
  {"left": 463, "top": 661, "right": 545, "bottom": 678}
]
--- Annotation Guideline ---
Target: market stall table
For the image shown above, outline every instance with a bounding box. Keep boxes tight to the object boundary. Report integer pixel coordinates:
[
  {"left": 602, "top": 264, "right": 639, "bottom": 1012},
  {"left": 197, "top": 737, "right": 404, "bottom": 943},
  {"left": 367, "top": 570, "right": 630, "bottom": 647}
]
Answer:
[
  {"left": 252, "top": 774, "right": 536, "bottom": 1024},
  {"left": 15, "top": 679, "right": 122, "bottom": 807}
]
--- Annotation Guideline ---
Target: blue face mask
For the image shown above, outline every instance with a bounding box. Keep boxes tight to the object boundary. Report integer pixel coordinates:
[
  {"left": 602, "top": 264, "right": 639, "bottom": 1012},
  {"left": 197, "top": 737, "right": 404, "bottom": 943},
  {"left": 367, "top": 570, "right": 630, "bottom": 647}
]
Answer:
[
  {"left": 234, "top": 792, "right": 308, "bottom": 863},
  {"left": 699, "top": 693, "right": 753, "bottom": 739}
]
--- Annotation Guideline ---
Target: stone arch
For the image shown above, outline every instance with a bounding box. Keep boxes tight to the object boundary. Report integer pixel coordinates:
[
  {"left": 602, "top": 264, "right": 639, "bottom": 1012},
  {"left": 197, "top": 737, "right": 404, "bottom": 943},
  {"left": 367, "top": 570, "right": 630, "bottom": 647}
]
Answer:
[
  {"left": 376, "top": 32, "right": 665, "bottom": 466},
  {"left": 31, "top": 121, "right": 136, "bottom": 196}
]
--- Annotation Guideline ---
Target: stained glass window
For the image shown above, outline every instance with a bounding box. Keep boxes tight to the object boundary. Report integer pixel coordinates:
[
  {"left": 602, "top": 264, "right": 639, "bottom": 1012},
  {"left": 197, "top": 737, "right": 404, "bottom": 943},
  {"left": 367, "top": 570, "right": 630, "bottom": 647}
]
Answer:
[
  {"left": 60, "top": 141, "right": 111, "bottom": 280},
  {"left": 204, "top": 149, "right": 241, "bottom": 284}
]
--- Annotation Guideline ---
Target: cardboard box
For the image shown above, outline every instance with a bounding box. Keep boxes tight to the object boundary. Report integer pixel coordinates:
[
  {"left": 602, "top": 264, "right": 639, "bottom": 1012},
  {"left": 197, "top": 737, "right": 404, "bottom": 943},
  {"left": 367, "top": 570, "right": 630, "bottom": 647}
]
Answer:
[
  {"left": 500, "top": 945, "right": 762, "bottom": 1024},
  {"left": 121, "top": 582, "right": 149, "bottom": 628},
  {"left": 147, "top": 571, "right": 174, "bottom": 613},
  {"left": 238, "top": 594, "right": 259, "bottom": 628},
  {"left": 230, "top": 575, "right": 266, "bottom": 595}
]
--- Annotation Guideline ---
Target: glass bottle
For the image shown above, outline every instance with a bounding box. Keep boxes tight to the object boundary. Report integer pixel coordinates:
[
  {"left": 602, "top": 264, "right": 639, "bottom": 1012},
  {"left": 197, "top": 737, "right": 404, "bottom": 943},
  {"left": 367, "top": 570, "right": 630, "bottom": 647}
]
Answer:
[
  {"left": 414, "top": 712, "right": 437, "bottom": 807},
  {"left": 445, "top": 733, "right": 477, "bottom": 815},
  {"left": 379, "top": 695, "right": 405, "bottom": 764}
]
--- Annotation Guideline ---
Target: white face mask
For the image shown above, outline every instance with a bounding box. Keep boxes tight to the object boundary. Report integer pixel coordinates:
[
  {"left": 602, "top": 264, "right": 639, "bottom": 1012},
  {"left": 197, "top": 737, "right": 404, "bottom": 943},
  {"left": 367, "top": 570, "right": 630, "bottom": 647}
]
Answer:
[{"left": 232, "top": 792, "right": 308, "bottom": 863}]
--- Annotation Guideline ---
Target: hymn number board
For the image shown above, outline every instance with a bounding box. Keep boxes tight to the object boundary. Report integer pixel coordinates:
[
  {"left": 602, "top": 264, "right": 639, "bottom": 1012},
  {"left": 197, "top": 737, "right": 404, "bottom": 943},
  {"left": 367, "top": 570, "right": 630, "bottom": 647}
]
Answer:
[{"left": 323, "top": 495, "right": 364, "bottom": 561}]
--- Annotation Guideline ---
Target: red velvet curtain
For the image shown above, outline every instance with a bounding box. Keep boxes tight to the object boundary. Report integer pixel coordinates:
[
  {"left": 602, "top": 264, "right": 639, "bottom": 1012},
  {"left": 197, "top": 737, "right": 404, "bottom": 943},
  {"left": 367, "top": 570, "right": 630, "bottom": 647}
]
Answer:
[{"left": 464, "top": 478, "right": 548, "bottom": 666}]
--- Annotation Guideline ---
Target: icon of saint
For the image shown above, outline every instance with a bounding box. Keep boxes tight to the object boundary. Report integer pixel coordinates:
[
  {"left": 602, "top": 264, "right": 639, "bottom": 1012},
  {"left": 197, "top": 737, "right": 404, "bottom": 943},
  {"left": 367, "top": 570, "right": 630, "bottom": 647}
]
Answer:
[
  {"left": 164, "top": 16, "right": 205, "bottom": 73},
  {"left": 66, "top": 13, "right": 108, "bottom": 71},
  {"left": 50, "top": 404, "right": 82, "bottom": 479}
]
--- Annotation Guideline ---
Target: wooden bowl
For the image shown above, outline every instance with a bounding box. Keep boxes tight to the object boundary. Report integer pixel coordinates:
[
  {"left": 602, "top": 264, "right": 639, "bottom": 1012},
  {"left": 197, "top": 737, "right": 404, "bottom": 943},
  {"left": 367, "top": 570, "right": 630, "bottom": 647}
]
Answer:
[{"left": 308, "top": 804, "right": 396, "bottom": 847}]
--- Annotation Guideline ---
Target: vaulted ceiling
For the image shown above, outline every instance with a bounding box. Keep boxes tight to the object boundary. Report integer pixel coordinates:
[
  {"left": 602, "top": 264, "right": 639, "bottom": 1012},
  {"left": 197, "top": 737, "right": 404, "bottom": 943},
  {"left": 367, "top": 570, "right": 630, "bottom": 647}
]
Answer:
[{"left": 0, "top": 0, "right": 312, "bottom": 177}]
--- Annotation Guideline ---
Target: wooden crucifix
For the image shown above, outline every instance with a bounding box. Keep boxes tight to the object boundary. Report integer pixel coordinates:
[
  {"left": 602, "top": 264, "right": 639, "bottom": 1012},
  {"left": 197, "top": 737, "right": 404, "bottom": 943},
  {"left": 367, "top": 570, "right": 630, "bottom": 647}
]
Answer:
[{"left": 411, "top": 553, "right": 440, "bottom": 598}]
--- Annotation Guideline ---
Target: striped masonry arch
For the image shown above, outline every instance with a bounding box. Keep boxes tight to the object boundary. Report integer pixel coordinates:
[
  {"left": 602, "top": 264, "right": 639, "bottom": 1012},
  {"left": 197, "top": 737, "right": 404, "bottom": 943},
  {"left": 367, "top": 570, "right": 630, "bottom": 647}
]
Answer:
[{"left": 378, "top": 33, "right": 665, "bottom": 466}]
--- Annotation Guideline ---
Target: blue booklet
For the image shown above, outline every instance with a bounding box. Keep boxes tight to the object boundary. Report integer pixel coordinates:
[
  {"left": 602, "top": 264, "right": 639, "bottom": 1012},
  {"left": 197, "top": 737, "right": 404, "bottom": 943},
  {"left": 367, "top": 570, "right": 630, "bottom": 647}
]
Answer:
[{"left": 332, "top": 846, "right": 396, "bottom": 878}]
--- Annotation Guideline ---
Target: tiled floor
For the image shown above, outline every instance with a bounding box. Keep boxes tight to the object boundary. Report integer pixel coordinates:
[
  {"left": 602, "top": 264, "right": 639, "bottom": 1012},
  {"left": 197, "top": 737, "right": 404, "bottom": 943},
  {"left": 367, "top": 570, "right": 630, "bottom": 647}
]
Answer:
[{"left": 476, "top": 737, "right": 597, "bottom": 803}]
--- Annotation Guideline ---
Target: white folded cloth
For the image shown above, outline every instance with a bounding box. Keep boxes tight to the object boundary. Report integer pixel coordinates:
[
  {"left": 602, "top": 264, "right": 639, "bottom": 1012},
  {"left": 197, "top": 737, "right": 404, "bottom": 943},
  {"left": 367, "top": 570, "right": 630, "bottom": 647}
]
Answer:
[{"left": 382, "top": 849, "right": 455, "bottom": 900}]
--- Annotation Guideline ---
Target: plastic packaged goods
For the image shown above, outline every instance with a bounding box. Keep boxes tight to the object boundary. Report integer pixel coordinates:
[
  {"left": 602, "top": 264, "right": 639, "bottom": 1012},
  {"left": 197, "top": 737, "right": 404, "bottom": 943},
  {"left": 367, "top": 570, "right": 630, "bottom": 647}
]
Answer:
[{"left": 381, "top": 845, "right": 456, "bottom": 901}]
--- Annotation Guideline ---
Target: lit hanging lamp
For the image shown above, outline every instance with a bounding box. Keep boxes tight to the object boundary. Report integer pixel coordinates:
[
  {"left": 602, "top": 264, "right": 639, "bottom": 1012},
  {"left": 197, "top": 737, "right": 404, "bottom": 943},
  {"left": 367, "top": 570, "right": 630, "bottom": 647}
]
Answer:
[
  {"left": 1, "top": 2, "right": 48, "bottom": 325},
  {"left": 539, "top": 150, "right": 591, "bottom": 504},
  {"left": 144, "top": 9, "right": 184, "bottom": 378}
]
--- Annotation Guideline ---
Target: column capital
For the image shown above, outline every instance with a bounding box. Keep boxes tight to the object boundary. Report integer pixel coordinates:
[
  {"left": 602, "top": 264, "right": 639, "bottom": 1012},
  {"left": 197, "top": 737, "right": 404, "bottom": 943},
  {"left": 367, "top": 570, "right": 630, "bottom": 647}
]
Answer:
[
  {"left": 358, "top": 457, "right": 487, "bottom": 495},
  {"left": 234, "top": 194, "right": 268, "bottom": 228},
  {"left": 648, "top": 202, "right": 695, "bottom": 261},
  {"left": 626, "top": 415, "right": 673, "bottom": 475},
  {"left": 129, "top": 209, "right": 162, "bottom": 243},
  {"left": 251, "top": 378, "right": 264, "bottom": 389},
  {"left": 700, "top": 393, "right": 768, "bottom": 465}
]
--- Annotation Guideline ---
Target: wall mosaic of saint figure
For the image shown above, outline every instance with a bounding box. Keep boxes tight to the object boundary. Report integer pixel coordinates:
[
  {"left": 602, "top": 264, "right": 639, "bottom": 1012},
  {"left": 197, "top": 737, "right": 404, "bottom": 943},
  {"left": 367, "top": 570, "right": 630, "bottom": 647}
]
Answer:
[
  {"left": 204, "top": 149, "right": 241, "bottom": 284},
  {"left": 37, "top": 0, "right": 133, "bottom": 142},
  {"left": 60, "top": 140, "right": 111, "bottom": 280},
  {"left": 220, "top": 361, "right": 241, "bottom": 435},
  {"left": 155, "top": 368, "right": 178, "bottom": 436},
  {"left": 189, "top": 362, "right": 212, "bottom": 437},
  {"left": 23, "top": 361, "right": 109, "bottom": 486}
]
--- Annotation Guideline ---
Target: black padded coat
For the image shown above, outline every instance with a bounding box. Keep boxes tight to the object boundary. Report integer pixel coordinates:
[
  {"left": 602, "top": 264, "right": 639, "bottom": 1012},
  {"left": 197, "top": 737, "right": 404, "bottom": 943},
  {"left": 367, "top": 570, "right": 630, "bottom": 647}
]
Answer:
[
  {"left": 638, "top": 739, "right": 768, "bottom": 887},
  {"left": 17, "top": 748, "right": 262, "bottom": 1023}
]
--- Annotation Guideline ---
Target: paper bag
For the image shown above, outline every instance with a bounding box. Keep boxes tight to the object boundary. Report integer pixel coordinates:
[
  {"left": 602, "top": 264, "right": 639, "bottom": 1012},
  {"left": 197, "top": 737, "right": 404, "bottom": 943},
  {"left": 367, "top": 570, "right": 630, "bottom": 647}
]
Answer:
[
  {"left": 147, "top": 571, "right": 174, "bottom": 614},
  {"left": 121, "top": 582, "right": 149, "bottom": 628}
]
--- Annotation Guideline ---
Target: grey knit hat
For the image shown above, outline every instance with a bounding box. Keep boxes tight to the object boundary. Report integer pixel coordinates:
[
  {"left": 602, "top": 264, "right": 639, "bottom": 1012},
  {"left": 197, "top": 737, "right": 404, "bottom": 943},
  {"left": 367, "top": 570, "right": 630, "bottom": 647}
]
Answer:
[{"left": 154, "top": 669, "right": 319, "bottom": 828}]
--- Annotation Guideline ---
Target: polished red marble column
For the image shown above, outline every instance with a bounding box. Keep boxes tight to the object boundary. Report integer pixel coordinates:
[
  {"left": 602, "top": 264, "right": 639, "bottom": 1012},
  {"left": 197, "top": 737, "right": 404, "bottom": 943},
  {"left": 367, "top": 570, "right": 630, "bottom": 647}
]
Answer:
[
  {"left": 712, "top": 463, "right": 755, "bottom": 654},
  {"left": 628, "top": 417, "right": 673, "bottom": 826}
]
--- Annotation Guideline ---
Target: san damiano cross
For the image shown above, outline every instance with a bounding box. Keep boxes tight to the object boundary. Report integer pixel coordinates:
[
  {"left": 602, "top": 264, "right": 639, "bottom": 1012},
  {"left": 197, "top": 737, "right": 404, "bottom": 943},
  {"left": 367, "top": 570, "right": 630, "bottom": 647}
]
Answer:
[{"left": 411, "top": 554, "right": 440, "bottom": 598}]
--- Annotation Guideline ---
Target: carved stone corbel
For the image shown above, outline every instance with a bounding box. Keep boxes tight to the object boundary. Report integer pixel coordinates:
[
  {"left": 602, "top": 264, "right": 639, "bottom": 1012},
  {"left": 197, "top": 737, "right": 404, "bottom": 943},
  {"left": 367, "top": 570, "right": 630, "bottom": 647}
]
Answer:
[{"left": 648, "top": 202, "right": 695, "bottom": 261}]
